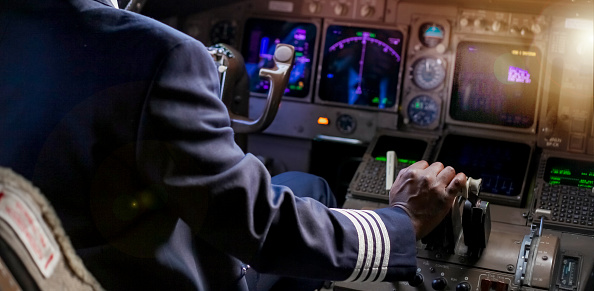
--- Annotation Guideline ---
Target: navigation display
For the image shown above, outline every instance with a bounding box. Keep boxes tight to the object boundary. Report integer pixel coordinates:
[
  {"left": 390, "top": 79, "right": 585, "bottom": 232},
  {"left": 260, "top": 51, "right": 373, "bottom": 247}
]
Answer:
[
  {"left": 242, "top": 18, "right": 317, "bottom": 98},
  {"left": 436, "top": 134, "right": 531, "bottom": 201},
  {"left": 450, "top": 42, "right": 541, "bottom": 128},
  {"left": 544, "top": 157, "right": 594, "bottom": 189},
  {"left": 318, "top": 25, "right": 404, "bottom": 109}
]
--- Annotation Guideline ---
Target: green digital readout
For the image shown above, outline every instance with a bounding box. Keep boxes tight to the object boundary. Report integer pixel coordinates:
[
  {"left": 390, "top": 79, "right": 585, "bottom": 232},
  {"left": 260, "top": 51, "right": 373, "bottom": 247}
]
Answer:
[
  {"left": 545, "top": 158, "right": 594, "bottom": 189},
  {"left": 375, "top": 156, "right": 417, "bottom": 166}
]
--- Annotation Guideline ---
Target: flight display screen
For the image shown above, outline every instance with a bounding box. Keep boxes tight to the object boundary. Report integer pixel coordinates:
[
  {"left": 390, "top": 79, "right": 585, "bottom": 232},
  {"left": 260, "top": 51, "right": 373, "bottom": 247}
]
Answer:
[
  {"left": 241, "top": 18, "right": 317, "bottom": 98},
  {"left": 371, "top": 135, "right": 427, "bottom": 166},
  {"left": 318, "top": 25, "right": 404, "bottom": 109},
  {"left": 450, "top": 42, "right": 541, "bottom": 128},
  {"left": 544, "top": 157, "right": 594, "bottom": 189},
  {"left": 436, "top": 134, "right": 531, "bottom": 198}
]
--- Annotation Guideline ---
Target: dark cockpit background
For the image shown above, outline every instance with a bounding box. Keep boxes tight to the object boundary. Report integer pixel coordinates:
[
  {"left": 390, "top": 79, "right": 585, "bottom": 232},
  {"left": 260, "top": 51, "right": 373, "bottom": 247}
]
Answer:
[{"left": 134, "top": 0, "right": 592, "bottom": 289}]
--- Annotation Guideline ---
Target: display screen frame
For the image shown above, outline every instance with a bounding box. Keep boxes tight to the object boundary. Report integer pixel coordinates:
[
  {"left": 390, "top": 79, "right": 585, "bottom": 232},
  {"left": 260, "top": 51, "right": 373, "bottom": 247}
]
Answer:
[
  {"left": 314, "top": 21, "right": 408, "bottom": 112},
  {"left": 444, "top": 35, "right": 546, "bottom": 133},
  {"left": 433, "top": 132, "right": 535, "bottom": 207},
  {"left": 240, "top": 16, "right": 321, "bottom": 102}
]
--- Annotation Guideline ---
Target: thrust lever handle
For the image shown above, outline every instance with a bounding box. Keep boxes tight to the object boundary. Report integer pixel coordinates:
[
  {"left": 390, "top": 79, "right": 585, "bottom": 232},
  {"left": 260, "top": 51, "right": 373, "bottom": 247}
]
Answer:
[{"left": 231, "top": 44, "right": 295, "bottom": 133}]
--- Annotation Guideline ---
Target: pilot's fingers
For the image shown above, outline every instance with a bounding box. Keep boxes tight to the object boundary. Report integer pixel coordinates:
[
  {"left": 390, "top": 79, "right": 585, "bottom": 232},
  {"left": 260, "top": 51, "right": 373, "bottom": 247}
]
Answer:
[
  {"left": 435, "top": 165, "right": 456, "bottom": 186},
  {"left": 424, "top": 162, "right": 445, "bottom": 177},
  {"left": 405, "top": 160, "right": 430, "bottom": 170},
  {"left": 446, "top": 172, "right": 468, "bottom": 196}
]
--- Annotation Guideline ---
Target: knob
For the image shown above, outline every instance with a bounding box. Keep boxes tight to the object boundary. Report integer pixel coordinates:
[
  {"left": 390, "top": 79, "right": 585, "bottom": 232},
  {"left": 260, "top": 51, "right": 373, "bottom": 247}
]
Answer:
[
  {"left": 491, "top": 20, "right": 504, "bottom": 32},
  {"left": 334, "top": 3, "right": 348, "bottom": 16},
  {"left": 308, "top": 2, "right": 321, "bottom": 13},
  {"left": 432, "top": 277, "right": 448, "bottom": 290},
  {"left": 456, "top": 282, "right": 472, "bottom": 291},
  {"left": 473, "top": 18, "right": 486, "bottom": 29},
  {"left": 360, "top": 4, "right": 374, "bottom": 17},
  {"left": 510, "top": 25, "right": 520, "bottom": 34},
  {"left": 408, "top": 273, "right": 424, "bottom": 287},
  {"left": 459, "top": 17, "right": 470, "bottom": 27}
]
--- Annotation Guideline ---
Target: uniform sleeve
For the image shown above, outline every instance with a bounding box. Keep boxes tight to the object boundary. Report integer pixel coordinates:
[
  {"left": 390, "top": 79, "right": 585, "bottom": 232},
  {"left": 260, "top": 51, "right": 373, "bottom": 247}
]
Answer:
[{"left": 135, "top": 39, "right": 417, "bottom": 282}]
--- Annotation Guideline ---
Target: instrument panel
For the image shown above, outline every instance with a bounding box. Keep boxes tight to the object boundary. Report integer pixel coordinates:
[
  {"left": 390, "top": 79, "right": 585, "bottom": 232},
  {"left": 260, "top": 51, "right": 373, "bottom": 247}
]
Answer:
[{"left": 176, "top": 0, "right": 593, "bottom": 290}]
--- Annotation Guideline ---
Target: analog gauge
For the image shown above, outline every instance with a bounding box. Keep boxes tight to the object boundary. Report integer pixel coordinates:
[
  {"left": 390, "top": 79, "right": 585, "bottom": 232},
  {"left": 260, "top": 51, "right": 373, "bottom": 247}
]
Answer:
[
  {"left": 209, "top": 20, "right": 237, "bottom": 46},
  {"left": 412, "top": 58, "right": 446, "bottom": 90},
  {"left": 419, "top": 23, "right": 445, "bottom": 48},
  {"left": 407, "top": 95, "right": 439, "bottom": 126},
  {"left": 336, "top": 114, "right": 357, "bottom": 134}
]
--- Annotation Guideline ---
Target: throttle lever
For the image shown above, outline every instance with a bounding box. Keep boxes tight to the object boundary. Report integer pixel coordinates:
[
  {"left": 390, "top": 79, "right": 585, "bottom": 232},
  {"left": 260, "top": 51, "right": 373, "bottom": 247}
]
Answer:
[
  {"left": 207, "top": 43, "right": 295, "bottom": 134},
  {"left": 230, "top": 44, "right": 295, "bottom": 133}
]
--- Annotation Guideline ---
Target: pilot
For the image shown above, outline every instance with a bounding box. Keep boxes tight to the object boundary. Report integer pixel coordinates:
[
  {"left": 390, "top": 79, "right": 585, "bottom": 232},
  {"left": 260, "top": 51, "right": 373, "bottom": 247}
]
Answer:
[{"left": 0, "top": 0, "right": 467, "bottom": 290}]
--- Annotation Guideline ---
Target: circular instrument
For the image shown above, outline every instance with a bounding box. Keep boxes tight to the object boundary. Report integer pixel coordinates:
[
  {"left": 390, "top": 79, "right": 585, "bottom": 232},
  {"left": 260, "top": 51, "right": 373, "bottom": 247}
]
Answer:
[
  {"left": 336, "top": 114, "right": 357, "bottom": 134},
  {"left": 407, "top": 95, "right": 439, "bottom": 126},
  {"left": 412, "top": 57, "right": 446, "bottom": 90},
  {"left": 419, "top": 23, "right": 445, "bottom": 48}
]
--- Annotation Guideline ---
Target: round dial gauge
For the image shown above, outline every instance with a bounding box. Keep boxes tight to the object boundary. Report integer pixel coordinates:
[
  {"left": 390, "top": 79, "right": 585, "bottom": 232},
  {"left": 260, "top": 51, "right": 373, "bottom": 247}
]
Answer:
[
  {"left": 419, "top": 23, "right": 445, "bottom": 48},
  {"left": 407, "top": 95, "right": 439, "bottom": 126},
  {"left": 412, "top": 58, "right": 446, "bottom": 90},
  {"left": 336, "top": 114, "right": 357, "bottom": 134}
]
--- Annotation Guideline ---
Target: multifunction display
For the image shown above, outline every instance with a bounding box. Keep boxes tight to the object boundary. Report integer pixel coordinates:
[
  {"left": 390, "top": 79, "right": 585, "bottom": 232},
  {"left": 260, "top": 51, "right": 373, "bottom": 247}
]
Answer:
[
  {"left": 318, "top": 25, "right": 404, "bottom": 109},
  {"left": 450, "top": 42, "right": 541, "bottom": 128},
  {"left": 242, "top": 18, "right": 317, "bottom": 98},
  {"left": 544, "top": 157, "right": 594, "bottom": 189}
]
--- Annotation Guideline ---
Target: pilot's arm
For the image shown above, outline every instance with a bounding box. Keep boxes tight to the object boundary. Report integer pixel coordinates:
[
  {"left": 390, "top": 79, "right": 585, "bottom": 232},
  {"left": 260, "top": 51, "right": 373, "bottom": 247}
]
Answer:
[{"left": 135, "top": 35, "right": 464, "bottom": 282}]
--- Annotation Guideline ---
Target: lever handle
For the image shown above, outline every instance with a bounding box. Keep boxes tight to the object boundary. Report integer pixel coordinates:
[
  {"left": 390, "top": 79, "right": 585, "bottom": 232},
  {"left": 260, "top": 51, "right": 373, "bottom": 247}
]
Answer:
[{"left": 230, "top": 44, "right": 295, "bottom": 133}]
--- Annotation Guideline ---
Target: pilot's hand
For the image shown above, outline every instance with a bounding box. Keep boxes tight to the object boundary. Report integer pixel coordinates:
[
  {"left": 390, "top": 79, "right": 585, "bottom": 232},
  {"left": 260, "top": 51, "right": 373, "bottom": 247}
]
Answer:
[{"left": 389, "top": 161, "right": 467, "bottom": 240}]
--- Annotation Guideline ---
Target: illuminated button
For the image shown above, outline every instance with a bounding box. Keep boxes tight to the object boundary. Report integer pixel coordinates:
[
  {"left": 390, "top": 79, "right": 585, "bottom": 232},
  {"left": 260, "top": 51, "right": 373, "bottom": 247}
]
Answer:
[{"left": 317, "top": 117, "right": 330, "bottom": 125}]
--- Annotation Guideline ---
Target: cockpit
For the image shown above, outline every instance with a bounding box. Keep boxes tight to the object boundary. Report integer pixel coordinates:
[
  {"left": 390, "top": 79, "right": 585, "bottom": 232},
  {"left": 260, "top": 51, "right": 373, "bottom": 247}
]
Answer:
[{"left": 1, "top": 0, "right": 593, "bottom": 290}]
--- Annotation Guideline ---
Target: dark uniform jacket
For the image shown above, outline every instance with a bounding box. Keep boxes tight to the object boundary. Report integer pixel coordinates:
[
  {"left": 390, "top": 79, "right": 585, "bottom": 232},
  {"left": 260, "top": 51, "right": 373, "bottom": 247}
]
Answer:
[{"left": 0, "top": 0, "right": 417, "bottom": 289}]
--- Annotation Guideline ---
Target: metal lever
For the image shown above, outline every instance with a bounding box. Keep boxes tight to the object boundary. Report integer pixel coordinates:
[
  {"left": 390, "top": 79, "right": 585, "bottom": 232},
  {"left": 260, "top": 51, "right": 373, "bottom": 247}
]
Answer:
[
  {"left": 230, "top": 43, "right": 295, "bottom": 133},
  {"left": 207, "top": 43, "right": 295, "bottom": 134}
]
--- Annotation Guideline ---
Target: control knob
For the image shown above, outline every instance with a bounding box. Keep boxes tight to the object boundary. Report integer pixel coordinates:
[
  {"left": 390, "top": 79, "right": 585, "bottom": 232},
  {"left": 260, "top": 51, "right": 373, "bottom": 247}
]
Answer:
[
  {"left": 459, "top": 17, "right": 470, "bottom": 28},
  {"left": 308, "top": 2, "right": 322, "bottom": 13},
  {"left": 510, "top": 25, "right": 520, "bottom": 35},
  {"left": 491, "top": 20, "right": 505, "bottom": 32},
  {"left": 473, "top": 18, "right": 487, "bottom": 29},
  {"left": 456, "top": 282, "right": 472, "bottom": 291},
  {"left": 334, "top": 3, "right": 348, "bottom": 16},
  {"left": 408, "top": 273, "right": 424, "bottom": 287},
  {"left": 432, "top": 277, "right": 448, "bottom": 290},
  {"left": 360, "top": 4, "right": 375, "bottom": 17}
]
